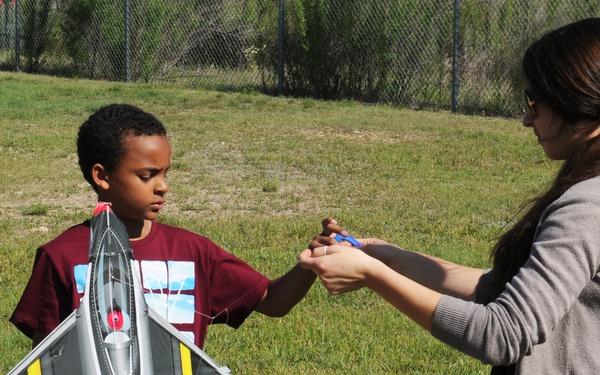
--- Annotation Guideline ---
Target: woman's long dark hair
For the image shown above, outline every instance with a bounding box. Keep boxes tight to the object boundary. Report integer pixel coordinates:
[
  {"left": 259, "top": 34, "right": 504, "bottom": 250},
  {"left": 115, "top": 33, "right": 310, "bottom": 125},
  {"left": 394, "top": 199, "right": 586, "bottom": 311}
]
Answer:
[{"left": 483, "top": 18, "right": 600, "bottom": 300}]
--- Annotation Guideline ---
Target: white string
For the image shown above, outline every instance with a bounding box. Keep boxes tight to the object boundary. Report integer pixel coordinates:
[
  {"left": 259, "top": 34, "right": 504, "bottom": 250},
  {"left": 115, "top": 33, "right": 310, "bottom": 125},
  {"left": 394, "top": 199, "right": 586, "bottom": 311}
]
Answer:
[{"left": 112, "top": 273, "right": 269, "bottom": 325}]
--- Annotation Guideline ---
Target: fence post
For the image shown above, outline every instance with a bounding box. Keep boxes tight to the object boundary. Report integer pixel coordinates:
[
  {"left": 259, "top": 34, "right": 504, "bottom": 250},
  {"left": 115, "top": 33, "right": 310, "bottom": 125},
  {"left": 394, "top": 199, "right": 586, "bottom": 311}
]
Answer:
[
  {"left": 4, "top": 2, "right": 8, "bottom": 49},
  {"left": 14, "top": 0, "right": 19, "bottom": 72},
  {"left": 124, "top": 0, "right": 130, "bottom": 82},
  {"left": 452, "top": 0, "right": 460, "bottom": 113},
  {"left": 278, "top": 0, "right": 284, "bottom": 96}
]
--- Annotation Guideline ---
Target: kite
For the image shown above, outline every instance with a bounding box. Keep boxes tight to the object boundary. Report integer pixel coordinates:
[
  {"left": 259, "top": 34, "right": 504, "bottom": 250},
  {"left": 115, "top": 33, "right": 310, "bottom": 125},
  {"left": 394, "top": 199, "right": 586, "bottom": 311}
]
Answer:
[{"left": 9, "top": 202, "right": 231, "bottom": 374}]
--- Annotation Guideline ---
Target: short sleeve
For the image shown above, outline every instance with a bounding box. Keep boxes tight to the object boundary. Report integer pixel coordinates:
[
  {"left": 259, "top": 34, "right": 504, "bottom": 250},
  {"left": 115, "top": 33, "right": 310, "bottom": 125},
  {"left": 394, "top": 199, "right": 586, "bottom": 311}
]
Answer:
[
  {"left": 207, "top": 247, "right": 270, "bottom": 328},
  {"left": 10, "top": 249, "right": 70, "bottom": 338}
]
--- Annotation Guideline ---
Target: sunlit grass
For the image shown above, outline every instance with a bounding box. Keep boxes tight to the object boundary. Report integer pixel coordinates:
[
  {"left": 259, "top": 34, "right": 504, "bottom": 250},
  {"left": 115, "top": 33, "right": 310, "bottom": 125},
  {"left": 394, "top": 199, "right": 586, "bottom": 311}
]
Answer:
[{"left": 0, "top": 71, "right": 559, "bottom": 374}]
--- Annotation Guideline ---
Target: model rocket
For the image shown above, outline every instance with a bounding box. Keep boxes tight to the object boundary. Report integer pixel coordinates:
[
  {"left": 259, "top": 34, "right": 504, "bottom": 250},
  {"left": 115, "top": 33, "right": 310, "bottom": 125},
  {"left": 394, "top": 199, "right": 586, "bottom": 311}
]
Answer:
[{"left": 9, "top": 202, "right": 231, "bottom": 375}]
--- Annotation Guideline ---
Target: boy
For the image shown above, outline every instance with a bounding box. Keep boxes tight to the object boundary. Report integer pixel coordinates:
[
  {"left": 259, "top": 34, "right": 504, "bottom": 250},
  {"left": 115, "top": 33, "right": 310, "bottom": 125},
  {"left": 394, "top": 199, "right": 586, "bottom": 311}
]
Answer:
[{"left": 10, "top": 103, "right": 316, "bottom": 349}]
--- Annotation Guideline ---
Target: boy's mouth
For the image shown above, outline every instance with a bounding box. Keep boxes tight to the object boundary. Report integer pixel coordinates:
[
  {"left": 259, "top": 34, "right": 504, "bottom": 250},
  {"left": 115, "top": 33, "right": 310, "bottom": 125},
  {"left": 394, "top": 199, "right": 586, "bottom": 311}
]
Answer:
[{"left": 150, "top": 201, "right": 164, "bottom": 211}]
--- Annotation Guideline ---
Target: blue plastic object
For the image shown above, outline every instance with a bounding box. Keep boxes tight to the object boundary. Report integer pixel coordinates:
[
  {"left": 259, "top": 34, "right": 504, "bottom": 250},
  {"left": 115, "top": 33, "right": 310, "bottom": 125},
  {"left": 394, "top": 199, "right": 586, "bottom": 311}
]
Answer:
[{"left": 334, "top": 234, "right": 362, "bottom": 246}]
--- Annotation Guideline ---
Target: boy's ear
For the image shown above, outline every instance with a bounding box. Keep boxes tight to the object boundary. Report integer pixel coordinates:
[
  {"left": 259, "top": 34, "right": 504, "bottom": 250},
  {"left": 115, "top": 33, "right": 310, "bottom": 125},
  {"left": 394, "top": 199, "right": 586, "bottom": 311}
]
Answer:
[{"left": 91, "top": 163, "right": 110, "bottom": 191}]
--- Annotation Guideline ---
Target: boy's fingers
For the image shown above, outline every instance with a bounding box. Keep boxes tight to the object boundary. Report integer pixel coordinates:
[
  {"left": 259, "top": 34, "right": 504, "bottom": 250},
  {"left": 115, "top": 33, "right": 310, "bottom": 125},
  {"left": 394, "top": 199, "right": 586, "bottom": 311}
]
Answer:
[
  {"left": 320, "top": 217, "right": 349, "bottom": 237},
  {"left": 309, "top": 235, "right": 338, "bottom": 250},
  {"left": 321, "top": 217, "right": 337, "bottom": 228}
]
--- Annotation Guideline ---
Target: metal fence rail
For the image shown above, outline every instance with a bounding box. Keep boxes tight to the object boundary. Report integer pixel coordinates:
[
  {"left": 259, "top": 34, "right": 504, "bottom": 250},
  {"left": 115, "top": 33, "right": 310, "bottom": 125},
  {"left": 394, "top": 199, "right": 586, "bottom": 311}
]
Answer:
[{"left": 1, "top": 0, "right": 599, "bottom": 116}]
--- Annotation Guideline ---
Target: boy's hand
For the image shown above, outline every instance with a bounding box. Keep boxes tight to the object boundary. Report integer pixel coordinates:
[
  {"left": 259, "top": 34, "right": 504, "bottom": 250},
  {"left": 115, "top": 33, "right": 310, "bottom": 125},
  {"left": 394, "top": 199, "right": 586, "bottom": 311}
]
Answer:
[{"left": 308, "top": 217, "right": 351, "bottom": 250}]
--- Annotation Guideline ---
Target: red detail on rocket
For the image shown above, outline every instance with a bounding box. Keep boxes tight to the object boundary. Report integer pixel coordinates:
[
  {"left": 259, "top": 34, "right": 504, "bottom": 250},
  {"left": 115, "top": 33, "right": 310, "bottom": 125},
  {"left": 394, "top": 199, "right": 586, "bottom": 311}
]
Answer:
[{"left": 107, "top": 310, "right": 124, "bottom": 331}]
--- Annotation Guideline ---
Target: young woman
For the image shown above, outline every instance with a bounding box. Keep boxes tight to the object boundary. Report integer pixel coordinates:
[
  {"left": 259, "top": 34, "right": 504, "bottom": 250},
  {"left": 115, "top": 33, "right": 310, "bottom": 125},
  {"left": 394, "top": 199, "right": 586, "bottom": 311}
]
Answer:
[{"left": 300, "top": 18, "right": 600, "bottom": 374}]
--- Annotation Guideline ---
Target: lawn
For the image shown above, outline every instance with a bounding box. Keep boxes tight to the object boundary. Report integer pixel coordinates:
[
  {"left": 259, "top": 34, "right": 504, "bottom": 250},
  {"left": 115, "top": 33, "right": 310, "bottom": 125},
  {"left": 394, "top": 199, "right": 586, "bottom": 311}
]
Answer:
[{"left": 0, "top": 72, "right": 559, "bottom": 374}]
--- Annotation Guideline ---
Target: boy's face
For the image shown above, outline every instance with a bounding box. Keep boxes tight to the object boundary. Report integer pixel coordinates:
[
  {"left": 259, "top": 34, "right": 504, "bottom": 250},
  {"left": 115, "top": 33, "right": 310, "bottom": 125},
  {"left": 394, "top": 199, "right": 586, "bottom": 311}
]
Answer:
[{"left": 99, "top": 134, "right": 171, "bottom": 225}]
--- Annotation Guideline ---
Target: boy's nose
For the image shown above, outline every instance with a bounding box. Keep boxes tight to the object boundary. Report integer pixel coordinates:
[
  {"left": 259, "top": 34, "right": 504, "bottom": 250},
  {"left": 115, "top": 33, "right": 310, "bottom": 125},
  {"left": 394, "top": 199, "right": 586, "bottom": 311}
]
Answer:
[{"left": 156, "top": 178, "right": 169, "bottom": 194}]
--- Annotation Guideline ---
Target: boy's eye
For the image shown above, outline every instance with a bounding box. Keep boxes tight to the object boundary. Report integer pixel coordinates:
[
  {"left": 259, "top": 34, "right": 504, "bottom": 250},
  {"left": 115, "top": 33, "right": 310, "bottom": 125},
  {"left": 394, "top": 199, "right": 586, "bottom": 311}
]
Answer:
[{"left": 139, "top": 175, "right": 151, "bottom": 181}]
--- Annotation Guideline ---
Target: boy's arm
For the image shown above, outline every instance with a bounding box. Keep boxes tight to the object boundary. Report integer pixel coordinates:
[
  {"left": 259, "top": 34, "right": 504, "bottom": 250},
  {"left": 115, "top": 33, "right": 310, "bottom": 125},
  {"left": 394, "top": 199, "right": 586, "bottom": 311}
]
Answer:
[
  {"left": 254, "top": 264, "right": 317, "bottom": 317},
  {"left": 32, "top": 330, "right": 47, "bottom": 349}
]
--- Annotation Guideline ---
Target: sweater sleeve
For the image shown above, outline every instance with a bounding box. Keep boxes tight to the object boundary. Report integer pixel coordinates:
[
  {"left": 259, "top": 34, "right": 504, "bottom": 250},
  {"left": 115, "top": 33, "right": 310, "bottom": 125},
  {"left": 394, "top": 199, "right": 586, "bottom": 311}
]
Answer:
[{"left": 431, "top": 186, "right": 600, "bottom": 365}]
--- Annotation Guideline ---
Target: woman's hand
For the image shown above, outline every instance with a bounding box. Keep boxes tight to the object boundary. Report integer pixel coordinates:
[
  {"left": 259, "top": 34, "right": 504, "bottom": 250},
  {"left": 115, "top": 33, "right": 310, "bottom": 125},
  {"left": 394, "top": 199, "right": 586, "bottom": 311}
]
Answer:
[
  {"left": 300, "top": 243, "right": 442, "bottom": 331},
  {"left": 299, "top": 244, "right": 379, "bottom": 295}
]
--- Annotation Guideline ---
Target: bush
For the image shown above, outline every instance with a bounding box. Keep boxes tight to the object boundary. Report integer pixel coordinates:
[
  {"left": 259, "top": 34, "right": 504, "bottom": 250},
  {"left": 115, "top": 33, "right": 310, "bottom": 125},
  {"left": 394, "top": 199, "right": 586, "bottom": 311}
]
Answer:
[{"left": 21, "top": 0, "right": 53, "bottom": 72}]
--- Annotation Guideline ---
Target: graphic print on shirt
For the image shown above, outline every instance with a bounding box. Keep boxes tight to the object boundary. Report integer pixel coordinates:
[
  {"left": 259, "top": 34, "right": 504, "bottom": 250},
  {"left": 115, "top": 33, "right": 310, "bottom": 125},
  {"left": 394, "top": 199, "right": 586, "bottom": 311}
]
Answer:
[{"left": 74, "top": 260, "right": 196, "bottom": 341}]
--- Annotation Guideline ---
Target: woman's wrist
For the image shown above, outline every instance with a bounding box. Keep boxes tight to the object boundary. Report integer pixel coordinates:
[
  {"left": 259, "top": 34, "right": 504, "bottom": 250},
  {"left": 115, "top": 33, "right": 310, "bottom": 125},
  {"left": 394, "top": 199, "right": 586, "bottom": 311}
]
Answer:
[{"left": 363, "top": 256, "right": 388, "bottom": 290}]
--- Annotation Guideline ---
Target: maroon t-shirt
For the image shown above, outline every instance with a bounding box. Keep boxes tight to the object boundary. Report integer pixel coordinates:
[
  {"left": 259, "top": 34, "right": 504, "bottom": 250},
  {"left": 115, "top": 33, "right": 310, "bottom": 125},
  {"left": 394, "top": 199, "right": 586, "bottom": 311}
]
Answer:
[{"left": 10, "top": 221, "right": 270, "bottom": 348}]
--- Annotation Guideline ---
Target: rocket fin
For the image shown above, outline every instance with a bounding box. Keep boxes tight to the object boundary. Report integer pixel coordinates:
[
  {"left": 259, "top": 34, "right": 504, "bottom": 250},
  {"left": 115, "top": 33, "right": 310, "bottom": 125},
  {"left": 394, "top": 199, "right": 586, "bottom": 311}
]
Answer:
[
  {"left": 8, "top": 312, "right": 83, "bottom": 375},
  {"left": 147, "top": 308, "right": 231, "bottom": 375}
]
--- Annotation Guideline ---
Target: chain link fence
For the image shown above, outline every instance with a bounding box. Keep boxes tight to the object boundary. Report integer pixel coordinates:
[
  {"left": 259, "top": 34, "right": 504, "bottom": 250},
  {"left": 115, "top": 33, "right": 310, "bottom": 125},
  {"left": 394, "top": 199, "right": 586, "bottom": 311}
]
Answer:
[{"left": 1, "top": 0, "right": 599, "bottom": 116}]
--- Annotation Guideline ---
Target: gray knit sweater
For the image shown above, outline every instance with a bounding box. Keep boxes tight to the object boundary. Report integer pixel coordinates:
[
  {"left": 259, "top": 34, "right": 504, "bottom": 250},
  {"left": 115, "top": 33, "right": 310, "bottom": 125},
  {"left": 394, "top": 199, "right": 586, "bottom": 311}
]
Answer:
[{"left": 431, "top": 175, "right": 600, "bottom": 374}]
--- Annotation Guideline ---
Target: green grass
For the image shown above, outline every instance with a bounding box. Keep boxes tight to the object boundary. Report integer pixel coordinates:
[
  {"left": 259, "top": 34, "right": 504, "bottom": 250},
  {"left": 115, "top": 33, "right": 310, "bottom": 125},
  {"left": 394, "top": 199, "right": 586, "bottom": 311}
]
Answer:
[{"left": 0, "top": 72, "right": 559, "bottom": 374}]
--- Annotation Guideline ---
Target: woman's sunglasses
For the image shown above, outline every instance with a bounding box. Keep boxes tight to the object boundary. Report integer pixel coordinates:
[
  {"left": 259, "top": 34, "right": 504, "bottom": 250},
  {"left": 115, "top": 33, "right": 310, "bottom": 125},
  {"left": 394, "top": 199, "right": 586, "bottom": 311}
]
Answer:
[{"left": 523, "top": 90, "right": 542, "bottom": 116}]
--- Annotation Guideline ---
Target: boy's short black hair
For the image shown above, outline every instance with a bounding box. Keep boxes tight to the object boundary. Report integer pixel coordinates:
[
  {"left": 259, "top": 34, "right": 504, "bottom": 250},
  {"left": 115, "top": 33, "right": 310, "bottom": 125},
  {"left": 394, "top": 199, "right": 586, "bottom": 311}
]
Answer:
[{"left": 77, "top": 103, "right": 167, "bottom": 191}]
